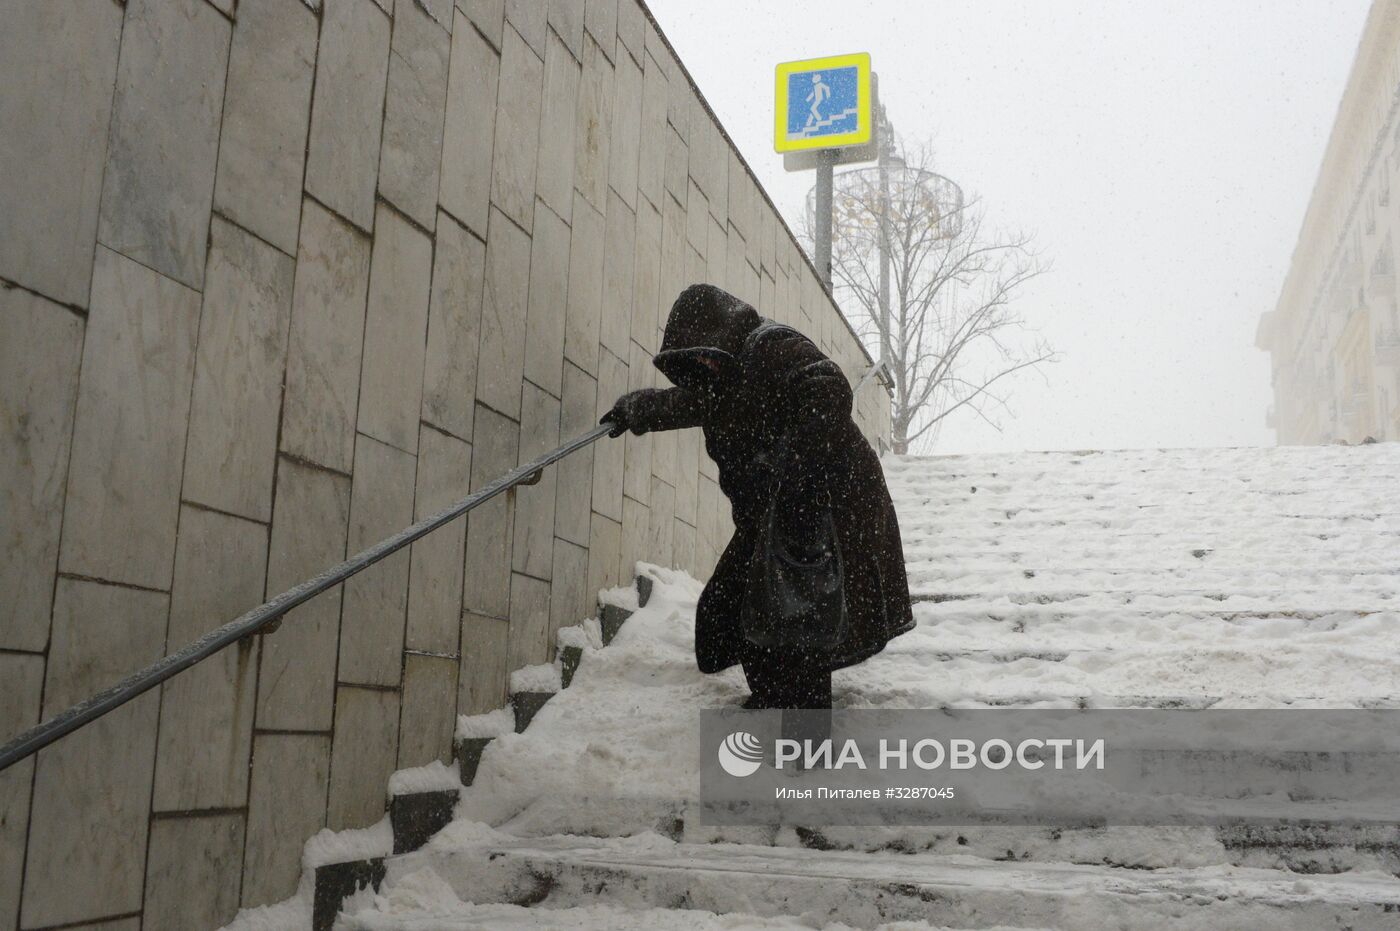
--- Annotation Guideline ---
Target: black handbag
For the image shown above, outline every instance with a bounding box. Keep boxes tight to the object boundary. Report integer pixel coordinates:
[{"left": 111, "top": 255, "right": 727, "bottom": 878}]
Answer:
[{"left": 741, "top": 439, "right": 848, "bottom": 652}]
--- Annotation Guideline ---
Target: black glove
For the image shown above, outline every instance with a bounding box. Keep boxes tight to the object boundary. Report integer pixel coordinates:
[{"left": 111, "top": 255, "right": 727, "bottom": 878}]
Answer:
[
  {"left": 788, "top": 360, "right": 850, "bottom": 415},
  {"left": 600, "top": 389, "right": 661, "bottom": 438}
]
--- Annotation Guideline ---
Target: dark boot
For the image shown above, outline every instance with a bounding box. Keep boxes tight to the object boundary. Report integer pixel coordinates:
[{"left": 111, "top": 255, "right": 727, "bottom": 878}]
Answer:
[{"left": 741, "top": 644, "right": 833, "bottom": 710}]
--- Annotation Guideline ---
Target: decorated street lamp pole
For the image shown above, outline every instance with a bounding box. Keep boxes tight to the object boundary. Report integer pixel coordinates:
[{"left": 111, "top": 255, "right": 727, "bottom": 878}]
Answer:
[{"left": 876, "top": 103, "right": 897, "bottom": 367}]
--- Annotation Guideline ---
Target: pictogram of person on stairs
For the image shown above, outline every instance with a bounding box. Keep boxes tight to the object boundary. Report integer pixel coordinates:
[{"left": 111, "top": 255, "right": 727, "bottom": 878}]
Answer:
[{"left": 806, "top": 73, "right": 830, "bottom": 128}]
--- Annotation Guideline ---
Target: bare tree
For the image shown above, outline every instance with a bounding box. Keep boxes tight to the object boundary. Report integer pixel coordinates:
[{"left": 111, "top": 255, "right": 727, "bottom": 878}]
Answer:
[{"left": 809, "top": 139, "right": 1054, "bottom": 453}]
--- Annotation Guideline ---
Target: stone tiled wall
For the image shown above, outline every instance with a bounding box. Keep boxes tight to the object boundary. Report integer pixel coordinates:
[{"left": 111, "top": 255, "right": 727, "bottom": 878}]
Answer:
[{"left": 0, "top": 0, "right": 888, "bottom": 927}]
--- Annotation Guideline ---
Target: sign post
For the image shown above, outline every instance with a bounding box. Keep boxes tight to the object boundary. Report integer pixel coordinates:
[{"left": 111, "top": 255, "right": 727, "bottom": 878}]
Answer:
[
  {"left": 775, "top": 52, "right": 876, "bottom": 288},
  {"left": 813, "top": 149, "right": 836, "bottom": 287}
]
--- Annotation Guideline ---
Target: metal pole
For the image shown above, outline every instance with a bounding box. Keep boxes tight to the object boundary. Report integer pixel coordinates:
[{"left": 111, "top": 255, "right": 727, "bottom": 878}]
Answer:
[{"left": 814, "top": 148, "right": 835, "bottom": 288}]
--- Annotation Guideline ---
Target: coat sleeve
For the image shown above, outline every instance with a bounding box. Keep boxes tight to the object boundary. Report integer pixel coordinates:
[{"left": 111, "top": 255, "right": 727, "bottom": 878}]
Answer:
[
  {"left": 628, "top": 386, "right": 708, "bottom": 432},
  {"left": 756, "top": 330, "right": 855, "bottom": 541},
  {"left": 761, "top": 331, "right": 854, "bottom": 441}
]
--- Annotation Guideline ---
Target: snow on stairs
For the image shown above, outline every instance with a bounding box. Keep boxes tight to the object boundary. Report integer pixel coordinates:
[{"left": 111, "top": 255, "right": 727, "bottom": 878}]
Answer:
[
  {"left": 376, "top": 833, "right": 1400, "bottom": 930},
  {"left": 237, "top": 444, "right": 1400, "bottom": 930},
  {"left": 220, "top": 581, "right": 654, "bottom": 931},
  {"left": 883, "top": 445, "right": 1400, "bottom": 715}
]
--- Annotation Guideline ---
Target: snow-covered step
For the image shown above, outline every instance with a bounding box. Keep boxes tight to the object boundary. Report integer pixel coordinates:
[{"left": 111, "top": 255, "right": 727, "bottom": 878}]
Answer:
[
  {"left": 880, "top": 444, "right": 1398, "bottom": 472},
  {"left": 901, "top": 582, "right": 1394, "bottom": 602},
  {"left": 911, "top": 548, "right": 1393, "bottom": 565},
  {"left": 386, "top": 831, "right": 1400, "bottom": 931},
  {"left": 336, "top": 864, "right": 1050, "bottom": 930},
  {"left": 886, "top": 629, "right": 1395, "bottom": 655},
  {"left": 913, "top": 565, "right": 1400, "bottom": 577},
  {"left": 849, "top": 639, "right": 1400, "bottom": 708},
  {"left": 900, "top": 531, "right": 1399, "bottom": 548},
  {"left": 864, "top": 642, "right": 1400, "bottom": 683},
  {"left": 453, "top": 787, "right": 1400, "bottom": 874},
  {"left": 892, "top": 487, "right": 1400, "bottom": 505},
  {"left": 901, "top": 537, "right": 1398, "bottom": 555},
  {"left": 905, "top": 527, "right": 1396, "bottom": 543},
  {"left": 510, "top": 662, "right": 564, "bottom": 732},
  {"left": 768, "top": 821, "right": 1400, "bottom": 878},
  {"left": 899, "top": 547, "right": 1399, "bottom": 567},
  {"left": 836, "top": 676, "right": 1400, "bottom": 710},
  {"left": 908, "top": 591, "right": 1397, "bottom": 610},
  {"left": 910, "top": 605, "right": 1395, "bottom": 631},
  {"left": 891, "top": 462, "right": 1400, "bottom": 475},
  {"left": 890, "top": 470, "right": 1400, "bottom": 483},
  {"left": 900, "top": 514, "right": 1400, "bottom": 530},
  {"left": 440, "top": 787, "right": 1400, "bottom": 878},
  {"left": 913, "top": 607, "right": 1395, "bottom": 629},
  {"left": 893, "top": 483, "right": 1400, "bottom": 498},
  {"left": 386, "top": 762, "right": 461, "bottom": 855}
]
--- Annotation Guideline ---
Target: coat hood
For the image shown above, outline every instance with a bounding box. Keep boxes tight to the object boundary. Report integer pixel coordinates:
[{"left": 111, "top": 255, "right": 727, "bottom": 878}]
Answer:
[{"left": 653, "top": 284, "right": 762, "bottom": 389}]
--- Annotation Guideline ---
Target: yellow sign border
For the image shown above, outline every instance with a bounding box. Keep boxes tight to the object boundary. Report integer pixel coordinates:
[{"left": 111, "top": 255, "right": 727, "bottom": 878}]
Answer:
[{"left": 774, "top": 52, "right": 872, "bottom": 153}]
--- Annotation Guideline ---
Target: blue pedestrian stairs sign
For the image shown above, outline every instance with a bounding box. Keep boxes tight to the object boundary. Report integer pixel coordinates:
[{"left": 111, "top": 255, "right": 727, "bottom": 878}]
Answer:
[{"left": 774, "top": 52, "right": 872, "bottom": 153}]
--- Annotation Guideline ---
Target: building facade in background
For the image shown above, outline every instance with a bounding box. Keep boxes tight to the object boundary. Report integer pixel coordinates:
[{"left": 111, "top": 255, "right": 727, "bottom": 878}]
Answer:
[{"left": 1258, "top": 0, "right": 1400, "bottom": 444}]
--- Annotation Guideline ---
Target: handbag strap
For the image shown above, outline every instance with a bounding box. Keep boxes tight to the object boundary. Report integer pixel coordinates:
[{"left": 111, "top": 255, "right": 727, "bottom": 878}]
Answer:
[
  {"left": 746, "top": 320, "right": 832, "bottom": 506},
  {"left": 765, "top": 432, "right": 832, "bottom": 509},
  {"left": 759, "top": 432, "right": 789, "bottom": 501}
]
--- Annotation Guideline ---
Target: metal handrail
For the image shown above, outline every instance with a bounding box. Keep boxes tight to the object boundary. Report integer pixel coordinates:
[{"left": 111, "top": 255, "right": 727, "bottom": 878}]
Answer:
[
  {"left": 0, "top": 424, "right": 613, "bottom": 773},
  {"left": 1, "top": 356, "right": 891, "bottom": 773},
  {"left": 854, "top": 358, "right": 891, "bottom": 394}
]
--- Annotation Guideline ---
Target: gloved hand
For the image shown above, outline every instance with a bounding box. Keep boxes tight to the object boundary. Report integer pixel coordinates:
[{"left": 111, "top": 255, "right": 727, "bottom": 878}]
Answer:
[
  {"left": 787, "top": 359, "right": 850, "bottom": 418},
  {"left": 600, "top": 389, "right": 661, "bottom": 438}
]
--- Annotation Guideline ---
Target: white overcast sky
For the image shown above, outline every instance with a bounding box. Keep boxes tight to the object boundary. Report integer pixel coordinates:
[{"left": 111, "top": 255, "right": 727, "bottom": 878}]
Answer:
[{"left": 646, "top": 0, "right": 1369, "bottom": 453}]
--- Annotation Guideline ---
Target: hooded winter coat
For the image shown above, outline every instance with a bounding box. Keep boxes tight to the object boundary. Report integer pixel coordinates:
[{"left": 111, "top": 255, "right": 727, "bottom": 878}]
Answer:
[{"left": 617, "top": 284, "right": 914, "bottom": 673}]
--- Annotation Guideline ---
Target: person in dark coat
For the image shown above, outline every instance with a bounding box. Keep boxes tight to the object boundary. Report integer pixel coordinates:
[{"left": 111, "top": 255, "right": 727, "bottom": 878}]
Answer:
[{"left": 601, "top": 284, "right": 915, "bottom": 709}]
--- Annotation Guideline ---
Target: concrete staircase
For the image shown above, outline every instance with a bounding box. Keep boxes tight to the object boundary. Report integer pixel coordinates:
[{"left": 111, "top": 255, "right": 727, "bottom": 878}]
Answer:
[{"left": 230, "top": 444, "right": 1400, "bottom": 930}]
